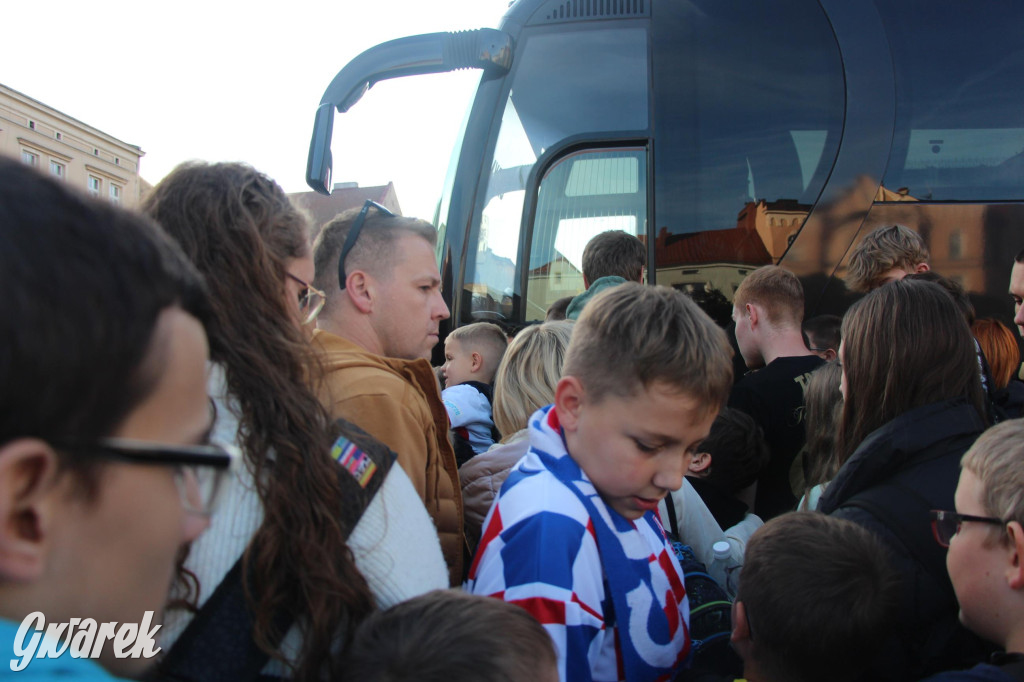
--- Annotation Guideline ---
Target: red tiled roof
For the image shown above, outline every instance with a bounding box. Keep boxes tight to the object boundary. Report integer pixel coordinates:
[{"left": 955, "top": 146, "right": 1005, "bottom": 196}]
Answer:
[
  {"left": 654, "top": 225, "right": 772, "bottom": 267},
  {"left": 289, "top": 182, "right": 401, "bottom": 230}
]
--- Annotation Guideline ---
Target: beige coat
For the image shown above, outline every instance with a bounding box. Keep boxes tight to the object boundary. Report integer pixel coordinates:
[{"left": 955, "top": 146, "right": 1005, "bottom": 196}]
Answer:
[{"left": 313, "top": 329, "right": 464, "bottom": 585}]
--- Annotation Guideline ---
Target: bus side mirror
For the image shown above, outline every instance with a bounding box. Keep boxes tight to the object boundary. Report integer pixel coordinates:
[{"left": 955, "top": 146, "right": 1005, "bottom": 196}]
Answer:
[{"left": 306, "top": 28, "right": 514, "bottom": 195}]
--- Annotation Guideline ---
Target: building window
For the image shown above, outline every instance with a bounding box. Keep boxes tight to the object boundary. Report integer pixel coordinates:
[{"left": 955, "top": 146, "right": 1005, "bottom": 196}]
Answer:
[
  {"left": 88, "top": 176, "right": 101, "bottom": 196},
  {"left": 49, "top": 160, "right": 65, "bottom": 180},
  {"left": 109, "top": 184, "right": 121, "bottom": 204},
  {"left": 114, "top": 157, "right": 120, "bottom": 166},
  {"left": 949, "top": 230, "right": 963, "bottom": 260},
  {"left": 21, "top": 150, "right": 38, "bottom": 166},
  {"left": 93, "top": 148, "right": 99, "bottom": 156},
  {"left": 28, "top": 120, "right": 35, "bottom": 130},
  {"left": 55, "top": 132, "right": 62, "bottom": 141}
]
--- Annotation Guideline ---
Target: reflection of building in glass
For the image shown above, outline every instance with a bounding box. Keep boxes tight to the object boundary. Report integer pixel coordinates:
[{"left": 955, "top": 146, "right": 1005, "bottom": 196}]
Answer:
[
  {"left": 739, "top": 199, "right": 812, "bottom": 261},
  {"left": 525, "top": 255, "right": 583, "bottom": 319},
  {"left": 654, "top": 223, "right": 772, "bottom": 300}
]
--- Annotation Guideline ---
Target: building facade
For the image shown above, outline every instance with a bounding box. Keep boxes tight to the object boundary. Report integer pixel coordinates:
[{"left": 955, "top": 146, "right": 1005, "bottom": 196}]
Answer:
[{"left": 0, "top": 83, "right": 145, "bottom": 207}]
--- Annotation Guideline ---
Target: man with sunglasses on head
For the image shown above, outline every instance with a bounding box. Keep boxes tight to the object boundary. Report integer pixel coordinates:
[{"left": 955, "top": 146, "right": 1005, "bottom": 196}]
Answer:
[
  {"left": 0, "top": 158, "right": 232, "bottom": 680},
  {"left": 311, "top": 202, "right": 464, "bottom": 585},
  {"left": 923, "top": 419, "right": 1024, "bottom": 681}
]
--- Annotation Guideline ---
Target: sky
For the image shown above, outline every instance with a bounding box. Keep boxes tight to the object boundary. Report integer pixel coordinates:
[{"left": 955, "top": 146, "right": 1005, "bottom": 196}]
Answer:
[{"left": 1, "top": 0, "right": 513, "bottom": 219}]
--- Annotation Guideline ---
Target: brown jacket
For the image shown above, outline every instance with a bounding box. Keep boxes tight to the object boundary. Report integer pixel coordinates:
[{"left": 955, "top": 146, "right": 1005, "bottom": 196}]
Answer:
[{"left": 312, "top": 330, "right": 464, "bottom": 585}]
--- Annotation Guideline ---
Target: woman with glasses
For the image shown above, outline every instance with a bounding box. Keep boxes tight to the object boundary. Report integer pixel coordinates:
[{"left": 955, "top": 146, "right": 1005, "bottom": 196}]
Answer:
[
  {"left": 818, "top": 278, "right": 990, "bottom": 681},
  {"left": 143, "top": 162, "right": 447, "bottom": 680},
  {"left": 0, "top": 157, "right": 232, "bottom": 679}
]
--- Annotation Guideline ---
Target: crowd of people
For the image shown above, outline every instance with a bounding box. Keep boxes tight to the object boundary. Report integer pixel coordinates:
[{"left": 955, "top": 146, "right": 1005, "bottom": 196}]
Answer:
[{"left": 3, "top": 156, "right": 1024, "bottom": 682}]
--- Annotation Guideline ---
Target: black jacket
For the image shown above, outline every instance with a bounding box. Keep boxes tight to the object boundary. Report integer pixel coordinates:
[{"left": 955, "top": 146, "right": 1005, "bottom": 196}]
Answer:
[{"left": 818, "top": 398, "right": 992, "bottom": 681}]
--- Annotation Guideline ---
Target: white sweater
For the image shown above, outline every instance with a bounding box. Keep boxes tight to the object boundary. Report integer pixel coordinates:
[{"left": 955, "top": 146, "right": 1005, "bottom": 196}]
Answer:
[{"left": 160, "top": 365, "right": 449, "bottom": 676}]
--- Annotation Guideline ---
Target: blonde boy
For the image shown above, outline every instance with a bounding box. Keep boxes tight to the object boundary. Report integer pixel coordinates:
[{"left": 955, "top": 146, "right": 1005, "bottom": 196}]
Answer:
[
  {"left": 440, "top": 322, "right": 508, "bottom": 462},
  {"left": 923, "top": 419, "right": 1024, "bottom": 681},
  {"left": 845, "top": 224, "right": 930, "bottom": 293},
  {"left": 467, "top": 283, "right": 733, "bottom": 681}
]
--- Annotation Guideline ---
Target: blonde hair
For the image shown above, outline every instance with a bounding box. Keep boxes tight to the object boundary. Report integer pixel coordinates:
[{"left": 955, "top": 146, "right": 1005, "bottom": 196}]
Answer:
[
  {"left": 447, "top": 322, "right": 509, "bottom": 384},
  {"left": 493, "top": 321, "right": 574, "bottom": 439},
  {"left": 845, "top": 224, "right": 929, "bottom": 293},
  {"left": 563, "top": 283, "right": 733, "bottom": 412},
  {"left": 733, "top": 265, "right": 805, "bottom": 328},
  {"left": 961, "top": 419, "right": 1024, "bottom": 545},
  {"left": 802, "top": 362, "right": 844, "bottom": 492}
]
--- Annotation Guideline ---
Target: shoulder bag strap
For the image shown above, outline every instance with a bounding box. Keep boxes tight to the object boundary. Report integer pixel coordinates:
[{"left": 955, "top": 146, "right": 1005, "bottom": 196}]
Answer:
[{"left": 153, "top": 419, "right": 395, "bottom": 682}]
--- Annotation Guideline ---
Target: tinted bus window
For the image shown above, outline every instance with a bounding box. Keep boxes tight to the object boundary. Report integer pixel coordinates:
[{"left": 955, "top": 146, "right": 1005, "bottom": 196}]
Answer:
[
  {"left": 465, "top": 26, "right": 648, "bottom": 323},
  {"left": 878, "top": 1, "right": 1024, "bottom": 201},
  {"left": 650, "top": 0, "right": 844, "bottom": 300}
]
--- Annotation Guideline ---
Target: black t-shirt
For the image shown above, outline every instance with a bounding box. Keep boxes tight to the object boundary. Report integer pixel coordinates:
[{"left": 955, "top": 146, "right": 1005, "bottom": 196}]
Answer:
[{"left": 728, "top": 354, "right": 824, "bottom": 519}]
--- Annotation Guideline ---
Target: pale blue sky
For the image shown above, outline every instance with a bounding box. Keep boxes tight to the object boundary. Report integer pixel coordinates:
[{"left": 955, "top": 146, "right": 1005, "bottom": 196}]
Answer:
[{"left": 2, "top": 0, "right": 512, "bottom": 218}]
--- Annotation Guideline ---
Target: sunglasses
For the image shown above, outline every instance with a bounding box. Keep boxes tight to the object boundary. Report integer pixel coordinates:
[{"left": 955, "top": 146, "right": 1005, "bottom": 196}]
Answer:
[
  {"left": 337, "top": 199, "right": 395, "bottom": 290},
  {"left": 286, "top": 272, "right": 327, "bottom": 325},
  {"left": 51, "top": 438, "right": 238, "bottom": 517},
  {"left": 930, "top": 509, "right": 1007, "bottom": 547}
]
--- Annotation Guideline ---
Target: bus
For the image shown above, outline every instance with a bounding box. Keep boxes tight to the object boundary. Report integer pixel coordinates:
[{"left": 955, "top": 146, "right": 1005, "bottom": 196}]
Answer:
[{"left": 307, "top": 0, "right": 1024, "bottom": 346}]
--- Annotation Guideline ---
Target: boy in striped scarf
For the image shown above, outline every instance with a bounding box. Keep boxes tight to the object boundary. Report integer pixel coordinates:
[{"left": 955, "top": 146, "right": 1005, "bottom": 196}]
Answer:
[{"left": 467, "top": 283, "right": 734, "bottom": 681}]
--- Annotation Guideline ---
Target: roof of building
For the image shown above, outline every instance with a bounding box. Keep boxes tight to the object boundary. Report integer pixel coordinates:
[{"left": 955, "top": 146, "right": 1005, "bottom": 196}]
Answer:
[{"left": 289, "top": 182, "right": 402, "bottom": 231}]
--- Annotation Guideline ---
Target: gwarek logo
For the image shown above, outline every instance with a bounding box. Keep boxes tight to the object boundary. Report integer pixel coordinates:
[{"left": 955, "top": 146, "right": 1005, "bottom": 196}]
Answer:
[{"left": 10, "top": 611, "right": 161, "bottom": 672}]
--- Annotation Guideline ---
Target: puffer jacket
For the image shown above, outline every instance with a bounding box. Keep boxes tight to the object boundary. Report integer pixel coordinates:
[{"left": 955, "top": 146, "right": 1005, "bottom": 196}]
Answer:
[
  {"left": 818, "top": 398, "right": 991, "bottom": 681},
  {"left": 313, "top": 329, "right": 464, "bottom": 586}
]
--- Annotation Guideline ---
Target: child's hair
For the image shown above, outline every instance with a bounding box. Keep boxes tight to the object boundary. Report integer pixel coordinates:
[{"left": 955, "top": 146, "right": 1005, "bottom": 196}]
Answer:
[
  {"left": 838, "top": 279, "right": 985, "bottom": 464},
  {"left": 581, "top": 229, "right": 647, "bottom": 284},
  {"left": 546, "top": 295, "right": 574, "bottom": 321},
  {"left": 845, "top": 224, "right": 930, "bottom": 293},
  {"left": 737, "top": 512, "right": 899, "bottom": 682},
  {"left": 0, "top": 157, "right": 208, "bottom": 491},
  {"left": 447, "top": 322, "right": 509, "bottom": 383},
  {"left": 340, "top": 590, "right": 557, "bottom": 682},
  {"left": 493, "top": 321, "right": 574, "bottom": 439},
  {"left": 733, "top": 265, "right": 805, "bottom": 328},
  {"left": 972, "top": 318, "right": 1020, "bottom": 391},
  {"left": 801, "top": 362, "right": 845, "bottom": 494},
  {"left": 802, "top": 314, "right": 841, "bottom": 353},
  {"left": 563, "top": 283, "right": 733, "bottom": 411},
  {"left": 697, "top": 408, "right": 770, "bottom": 494},
  {"left": 904, "top": 271, "right": 975, "bottom": 325},
  {"left": 961, "top": 419, "right": 1024, "bottom": 546}
]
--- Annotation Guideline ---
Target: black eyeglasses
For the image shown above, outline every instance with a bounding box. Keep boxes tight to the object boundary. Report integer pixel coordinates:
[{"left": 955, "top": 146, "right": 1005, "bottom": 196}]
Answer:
[
  {"left": 50, "top": 438, "right": 238, "bottom": 517},
  {"left": 930, "top": 509, "right": 1007, "bottom": 547},
  {"left": 338, "top": 199, "right": 394, "bottom": 290}
]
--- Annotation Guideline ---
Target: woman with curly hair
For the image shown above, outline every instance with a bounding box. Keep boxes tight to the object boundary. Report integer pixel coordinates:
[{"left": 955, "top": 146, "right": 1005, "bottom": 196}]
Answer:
[{"left": 145, "top": 161, "right": 447, "bottom": 680}]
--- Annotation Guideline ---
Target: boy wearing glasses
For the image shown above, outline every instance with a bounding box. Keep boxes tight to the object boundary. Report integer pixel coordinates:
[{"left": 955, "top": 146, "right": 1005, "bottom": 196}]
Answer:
[
  {"left": 924, "top": 419, "right": 1024, "bottom": 681},
  {"left": 0, "top": 158, "right": 230, "bottom": 679}
]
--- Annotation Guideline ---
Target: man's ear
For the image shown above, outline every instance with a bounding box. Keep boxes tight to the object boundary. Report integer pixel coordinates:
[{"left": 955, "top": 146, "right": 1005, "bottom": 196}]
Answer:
[
  {"left": 470, "top": 352, "right": 483, "bottom": 373},
  {"left": 914, "top": 262, "right": 931, "bottom": 274},
  {"left": 731, "top": 600, "right": 752, "bottom": 649},
  {"left": 745, "top": 303, "right": 760, "bottom": 329},
  {"left": 822, "top": 348, "right": 837, "bottom": 362},
  {"left": 688, "top": 452, "right": 712, "bottom": 475},
  {"left": 0, "top": 439, "right": 63, "bottom": 582},
  {"left": 344, "top": 270, "right": 375, "bottom": 314},
  {"left": 1005, "top": 521, "right": 1024, "bottom": 590},
  {"left": 554, "top": 376, "right": 586, "bottom": 433}
]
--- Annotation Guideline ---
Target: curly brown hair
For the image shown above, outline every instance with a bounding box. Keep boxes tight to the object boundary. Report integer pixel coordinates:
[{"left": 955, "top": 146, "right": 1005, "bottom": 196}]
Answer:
[{"left": 143, "top": 161, "right": 374, "bottom": 680}]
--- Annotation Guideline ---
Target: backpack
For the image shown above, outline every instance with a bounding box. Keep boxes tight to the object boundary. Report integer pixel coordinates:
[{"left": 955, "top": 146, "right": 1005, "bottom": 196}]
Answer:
[{"left": 663, "top": 494, "right": 743, "bottom": 682}]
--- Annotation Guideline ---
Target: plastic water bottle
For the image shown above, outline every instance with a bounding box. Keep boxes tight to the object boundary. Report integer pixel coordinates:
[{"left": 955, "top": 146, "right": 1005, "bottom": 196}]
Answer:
[{"left": 707, "top": 540, "right": 742, "bottom": 598}]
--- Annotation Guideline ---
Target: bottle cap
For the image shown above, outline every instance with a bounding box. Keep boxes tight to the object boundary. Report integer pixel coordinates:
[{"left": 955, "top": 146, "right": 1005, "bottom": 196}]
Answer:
[{"left": 712, "top": 540, "right": 730, "bottom": 559}]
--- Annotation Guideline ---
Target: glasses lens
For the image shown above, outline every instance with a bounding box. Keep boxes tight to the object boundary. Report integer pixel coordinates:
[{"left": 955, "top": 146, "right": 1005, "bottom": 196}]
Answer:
[
  {"left": 931, "top": 512, "right": 958, "bottom": 547},
  {"left": 174, "top": 463, "right": 228, "bottom": 516},
  {"left": 302, "top": 290, "right": 326, "bottom": 325}
]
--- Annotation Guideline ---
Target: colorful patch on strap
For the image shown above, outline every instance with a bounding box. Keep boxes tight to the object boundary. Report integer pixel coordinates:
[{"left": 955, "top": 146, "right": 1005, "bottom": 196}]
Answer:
[{"left": 331, "top": 436, "right": 377, "bottom": 488}]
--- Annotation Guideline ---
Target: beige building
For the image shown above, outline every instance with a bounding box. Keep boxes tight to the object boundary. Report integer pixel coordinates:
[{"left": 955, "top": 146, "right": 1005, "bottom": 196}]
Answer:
[{"left": 0, "top": 83, "right": 145, "bottom": 207}]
